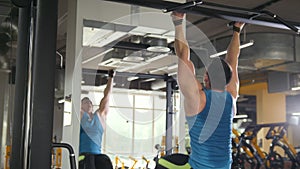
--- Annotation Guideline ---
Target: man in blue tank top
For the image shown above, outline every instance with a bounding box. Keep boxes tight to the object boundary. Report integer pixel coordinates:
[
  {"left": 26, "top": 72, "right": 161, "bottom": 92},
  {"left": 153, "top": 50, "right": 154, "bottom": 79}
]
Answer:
[
  {"left": 79, "top": 70, "right": 114, "bottom": 169},
  {"left": 172, "top": 12, "right": 244, "bottom": 169}
]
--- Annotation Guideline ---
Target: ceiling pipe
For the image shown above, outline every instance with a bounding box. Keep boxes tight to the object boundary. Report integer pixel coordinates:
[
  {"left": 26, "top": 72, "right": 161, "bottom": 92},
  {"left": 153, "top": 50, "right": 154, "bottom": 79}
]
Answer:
[{"left": 103, "top": 0, "right": 300, "bottom": 34}]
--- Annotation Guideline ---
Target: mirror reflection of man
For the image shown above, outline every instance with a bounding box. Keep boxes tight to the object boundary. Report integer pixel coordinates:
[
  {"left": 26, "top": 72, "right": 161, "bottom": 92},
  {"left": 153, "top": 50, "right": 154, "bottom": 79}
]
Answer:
[{"left": 79, "top": 70, "right": 114, "bottom": 169}]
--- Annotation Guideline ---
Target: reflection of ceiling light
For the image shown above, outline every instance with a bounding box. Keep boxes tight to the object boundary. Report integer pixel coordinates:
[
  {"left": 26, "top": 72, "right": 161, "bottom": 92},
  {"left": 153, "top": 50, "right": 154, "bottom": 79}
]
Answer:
[
  {"left": 142, "top": 78, "right": 156, "bottom": 82},
  {"left": 151, "top": 80, "right": 166, "bottom": 90},
  {"left": 210, "top": 40, "right": 254, "bottom": 58},
  {"left": 149, "top": 66, "right": 167, "bottom": 74},
  {"left": 292, "top": 112, "right": 300, "bottom": 116},
  {"left": 291, "top": 87, "right": 300, "bottom": 91},
  {"left": 127, "top": 76, "right": 139, "bottom": 81},
  {"left": 147, "top": 46, "right": 170, "bottom": 53},
  {"left": 167, "top": 64, "right": 178, "bottom": 70},
  {"left": 234, "top": 114, "right": 248, "bottom": 119},
  {"left": 168, "top": 72, "right": 177, "bottom": 76},
  {"left": 123, "top": 56, "right": 144, "bottom": 62},
  {"left": 58, "top": 95, "right": 72, "bottom": 104}
]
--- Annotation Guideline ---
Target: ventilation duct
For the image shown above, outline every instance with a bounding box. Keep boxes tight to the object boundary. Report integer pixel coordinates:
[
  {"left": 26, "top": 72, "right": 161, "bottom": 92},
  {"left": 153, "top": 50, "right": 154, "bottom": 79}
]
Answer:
[{"left": 213, "top": 33, "right": 300, "bottom": 73}]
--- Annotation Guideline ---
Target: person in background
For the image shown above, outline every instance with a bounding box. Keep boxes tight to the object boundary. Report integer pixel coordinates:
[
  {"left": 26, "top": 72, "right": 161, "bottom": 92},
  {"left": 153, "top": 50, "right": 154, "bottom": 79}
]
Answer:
[{"left": 79, "top": 70, "right": 115, "bottom": 169}]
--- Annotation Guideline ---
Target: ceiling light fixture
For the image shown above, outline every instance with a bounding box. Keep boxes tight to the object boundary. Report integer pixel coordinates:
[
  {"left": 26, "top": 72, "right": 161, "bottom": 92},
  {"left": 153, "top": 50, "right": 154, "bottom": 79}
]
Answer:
[
  {"left": 146, "top": 38, "right": 170, "bottom": 53},
  {"left": 291, "top": 112, "right": 300, "bottom": 116},
  {"left": 291, "top": 87, "right": 300, "bottom": 91},
  {"left": 123, "top": 51, "right": 144, "bottom": 62},
  {"left": 210, "top": 40, "right": 254, "bottom": 58},
  {"left": 167, "top": 64, "right": 178, "bottom": 70},
  {"left": 168, "top": 72, "right": 177, "bottom": 76},
  {"left": 127, "top": 76, "right": 139, "bottom": 81},
  {"left": 141, "top": 78, "right": 156, "bottom": 82},
  {"left": 149, "top": 66, "right": 168, "bottom": 74},
  {"left": 233, "top": 114, "right": 248, "bottom": 119}
]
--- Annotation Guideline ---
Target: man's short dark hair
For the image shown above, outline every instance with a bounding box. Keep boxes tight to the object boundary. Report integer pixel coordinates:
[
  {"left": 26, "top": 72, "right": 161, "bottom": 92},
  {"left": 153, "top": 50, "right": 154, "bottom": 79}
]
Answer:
[
  {"left": 81, "top": 97, "right": 92, "bottom": 104},
  {"left": 206, "top": 58, "right": 232, "bottom": 90}
]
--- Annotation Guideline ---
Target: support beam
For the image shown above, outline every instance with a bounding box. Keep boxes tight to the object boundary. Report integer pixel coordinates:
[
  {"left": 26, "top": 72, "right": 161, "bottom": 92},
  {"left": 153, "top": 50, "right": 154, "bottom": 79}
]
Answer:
[
  {"left": 165, "top": 77, "right": 175, "bottom": 155},
  {"left": 29, "top": 0, "right": 58, "bottom": 167},
  {"left": 10, "top": 6, "right": 31, "bottom": 169},
  {"left": 82, "top": 68, "right": 168, "bottom": 80}
]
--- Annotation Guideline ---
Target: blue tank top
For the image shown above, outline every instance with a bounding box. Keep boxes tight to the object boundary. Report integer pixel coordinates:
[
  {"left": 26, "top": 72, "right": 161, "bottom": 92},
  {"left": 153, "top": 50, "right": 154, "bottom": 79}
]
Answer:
[
  {"left": 186, "top": 89, "right": 233, "bottom": 168},
  {"left": 79, "top": 112, "right": 103, "bottom": 154}
]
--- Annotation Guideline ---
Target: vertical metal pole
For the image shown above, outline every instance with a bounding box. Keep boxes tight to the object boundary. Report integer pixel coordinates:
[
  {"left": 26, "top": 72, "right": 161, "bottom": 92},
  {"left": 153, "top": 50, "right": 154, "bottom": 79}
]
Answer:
[
  {"left": 29, "top": 0, "right": 58, "bottom": 167},
  {"left": 10, "top": 6, "right": 31, "bottom": 169},
  {"left": 165, "top": 76, "right": 174, "bottom": 155}
]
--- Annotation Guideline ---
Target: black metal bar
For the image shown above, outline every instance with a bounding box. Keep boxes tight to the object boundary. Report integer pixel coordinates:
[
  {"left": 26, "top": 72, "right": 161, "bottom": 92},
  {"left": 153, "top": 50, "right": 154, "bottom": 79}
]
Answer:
[
  {"left": 103, "top": 0, "right": 300, "bottom": 33},
  {"left": 162, "top": 0, "right": 203, "bottom": 13},
  {"left": 261, "top": 10, "right": 299, "bottom": 34},
  {"left": 82, "top": 68, "right": 167, "bottom": 80},
  {"left": 201, "top": 1, "right": 260, "bottom": 15},
  {"left": 10, "top": 6, "right": 31, "bottom": 169},
  {"left": 52, "top": 143, "right": 77, "bottom": 169},
  {"left": 165, "top": 76, "right": 174, "bottom": 155},
  {"left": 29, "top": 0, "right": 58, "bottom": 168},
  {"left": 113, "top": 41, "right": 150, "bottom": 51}
]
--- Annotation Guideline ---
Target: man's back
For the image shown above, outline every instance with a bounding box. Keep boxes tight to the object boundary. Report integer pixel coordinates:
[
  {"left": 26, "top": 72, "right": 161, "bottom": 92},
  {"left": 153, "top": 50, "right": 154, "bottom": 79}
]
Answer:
[{"left": 186, "top": 89, "right": 233, "bottom": 168}]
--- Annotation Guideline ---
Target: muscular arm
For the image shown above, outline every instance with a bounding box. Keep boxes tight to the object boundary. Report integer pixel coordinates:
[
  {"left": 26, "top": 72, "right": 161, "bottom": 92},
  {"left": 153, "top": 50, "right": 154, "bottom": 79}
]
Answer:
[
  {"left": 225, "top": 22, "right": 244, "bottom": 100},
  {"left": 172, "top": 12, "right": 202, "bottom": 116},
  {"left": 98, "top": 76, "right": 113, "bottom": 116}
]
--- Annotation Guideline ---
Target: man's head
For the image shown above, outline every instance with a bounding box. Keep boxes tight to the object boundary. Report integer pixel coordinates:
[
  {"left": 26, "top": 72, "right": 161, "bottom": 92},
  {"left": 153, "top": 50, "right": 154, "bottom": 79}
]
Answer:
[
  {"left": 203, "top": 58, "right": 232, "bottom": 90},
  {"left": 81, "top": 97, "right": 93, "bottom": 113}
]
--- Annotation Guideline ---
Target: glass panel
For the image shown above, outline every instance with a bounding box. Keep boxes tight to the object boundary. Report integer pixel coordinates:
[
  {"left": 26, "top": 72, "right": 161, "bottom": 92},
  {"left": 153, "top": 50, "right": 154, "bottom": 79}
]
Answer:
[
  {"left": 104, "top": 108, "right": 133, "bottom": 154},
  {"left": 135, "top": 95, "right": 153, "bottom": 109},
  {"left": 133, "top": 109, "right": 153, "bottom": 155},
  {"left": 154, "top": 94, "right": 166, "bottom": 110},
  {"left": 110, "top": 92, "right": 134, "bottom": 108},
  {"left": 153, "top": 110, "right": 166, "bottom": 147}
]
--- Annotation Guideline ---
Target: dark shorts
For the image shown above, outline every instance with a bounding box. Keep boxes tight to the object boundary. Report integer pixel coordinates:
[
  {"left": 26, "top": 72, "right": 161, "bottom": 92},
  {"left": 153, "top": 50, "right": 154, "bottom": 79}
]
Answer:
[
  {"left": 155, "top": 153, "right": 191, "bottom": 169},
  {"left": 79, "top": 153, "right": 113, "bottom": 169}
]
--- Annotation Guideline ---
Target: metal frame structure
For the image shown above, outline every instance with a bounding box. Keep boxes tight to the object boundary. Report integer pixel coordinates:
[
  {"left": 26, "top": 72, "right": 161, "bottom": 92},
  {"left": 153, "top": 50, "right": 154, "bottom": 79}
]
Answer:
[
  {"left": 11, "top": 0, "right": 58, "bottom": 168},
  {"left": 104, "top": 0, "right": 300, "bottom": 34},
  {"left": 10, "top": 5, "right": 31, "bottom": 169}
]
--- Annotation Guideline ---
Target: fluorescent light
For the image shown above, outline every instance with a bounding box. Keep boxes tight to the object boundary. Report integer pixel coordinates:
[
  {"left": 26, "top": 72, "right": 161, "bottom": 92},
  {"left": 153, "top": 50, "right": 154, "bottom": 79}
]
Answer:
[
  {"left": 240, "top": 40, "right": 254, "bottom": 48},
  {"left": 146, "top": 53, "right": 169, "bottom": 63},
  {"left": 234, "top": 114, "right": 248, "bottom": 119},
  {"left": 210, "top": 51, "right": 227, "bottom": 58},
  {"left": 127, "top": 76, "right": 139, "bottom": 81},
  {"left": 210, "top": 40, "right": 254, "bottom": 58},
  {"left": 168, "top": 72, "right": 177, "bottom": 76},
  {"left": 149, "top": 66, "right": 168, "bottom": 74},
  {"left": 142, "top": 78, "right": 156, "bottom": 82},
  {"left": 58, "top": 99, "right": 65, "bottom": 104},
  {"left": 292, "top": 112, "right": 300, "bottom": 116},
  {"left": 83, "top": 48, "right": 114, "bottom": 64},
  {"left": 291, "top": 87, "right": 300, "bottom": 91},
  {"left": 167, "top": 64, "right": 178, "bottom": 70}
]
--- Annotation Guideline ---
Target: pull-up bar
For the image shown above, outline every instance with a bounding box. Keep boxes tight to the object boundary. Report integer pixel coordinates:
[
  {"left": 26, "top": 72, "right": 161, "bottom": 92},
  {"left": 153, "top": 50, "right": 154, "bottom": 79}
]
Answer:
[
  {"left": 104, "top": 0, "right": 300, "bottom": 34},
  {"left": 82, "top": 68, "right": 170, "bottom": 80}
]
